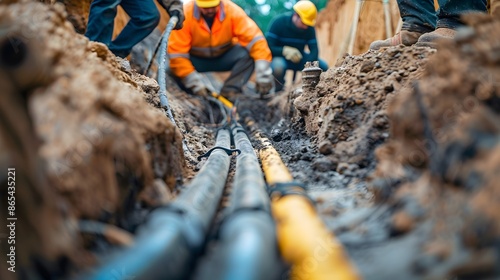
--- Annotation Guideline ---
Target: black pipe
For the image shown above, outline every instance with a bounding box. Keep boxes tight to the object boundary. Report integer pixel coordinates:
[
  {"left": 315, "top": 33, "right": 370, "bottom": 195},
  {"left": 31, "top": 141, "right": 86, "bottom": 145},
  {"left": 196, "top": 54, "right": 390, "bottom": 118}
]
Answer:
[
  {"left": 195, "top": 123, "right": 283, "bottom": 280},
  {"left": 85, "top": 129, "right": 232, "bottom": 280}
]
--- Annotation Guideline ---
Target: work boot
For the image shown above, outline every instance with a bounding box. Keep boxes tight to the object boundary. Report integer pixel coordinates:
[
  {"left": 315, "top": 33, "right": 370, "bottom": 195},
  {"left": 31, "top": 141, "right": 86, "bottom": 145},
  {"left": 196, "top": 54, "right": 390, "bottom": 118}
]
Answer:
[
  {"left": 369, "top": 30, "right": 424, "bottom": 50},
  {"left": 415, "top": 28, "right": 456, "bottom": 48}
]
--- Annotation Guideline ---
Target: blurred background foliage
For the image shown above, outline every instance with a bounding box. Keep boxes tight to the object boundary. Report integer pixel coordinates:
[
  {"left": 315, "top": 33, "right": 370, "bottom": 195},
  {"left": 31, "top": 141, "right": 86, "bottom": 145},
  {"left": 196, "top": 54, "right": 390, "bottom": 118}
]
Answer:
[{"left": 232, "top": 0, "right": 328, "bottom": 32}]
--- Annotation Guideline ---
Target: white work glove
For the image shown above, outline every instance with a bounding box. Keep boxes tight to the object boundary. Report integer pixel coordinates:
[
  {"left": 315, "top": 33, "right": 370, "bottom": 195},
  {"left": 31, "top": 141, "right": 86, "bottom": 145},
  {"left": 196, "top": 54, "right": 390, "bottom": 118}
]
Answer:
[
  {"left": 255, "top": 60, "right": 273, "bottom": 95},
  {"left": 182, "top": 71, "right": 208, "bottom": 97},
  {"left": 282, "top": 46, "right": 302, "bottom": 63}
]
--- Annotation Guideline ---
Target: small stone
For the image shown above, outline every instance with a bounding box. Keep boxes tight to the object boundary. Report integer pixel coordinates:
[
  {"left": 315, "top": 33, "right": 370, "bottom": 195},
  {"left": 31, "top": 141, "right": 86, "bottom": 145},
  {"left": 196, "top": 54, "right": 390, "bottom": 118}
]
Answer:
[
  {"left": 312, "top": 157, "right": 335, "bottom": 172},
  {"left": 391, "top": 210, "right": 415, "bottom": 234},
  {"left": 271, "top": 129, "right": 283, "bottom": 142},
  {"left": 318, "top": 140, "right": 333, "bottom": 155},
  {"left": 384, "top": 84, "right": 394, "bottom": 93},
  {"left": 336, "top": 162, "right": 349, "bottom": 174},
  {"left": 359, "top": 60, "right": 375, "bottom": 73},
  {"left": 300, "top": 153, "right": 312, "bottom": 161}
]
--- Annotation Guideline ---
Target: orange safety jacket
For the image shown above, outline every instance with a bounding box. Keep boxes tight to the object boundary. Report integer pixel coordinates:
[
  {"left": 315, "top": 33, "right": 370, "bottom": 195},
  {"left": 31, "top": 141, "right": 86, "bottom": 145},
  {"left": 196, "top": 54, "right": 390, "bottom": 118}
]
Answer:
[{"left": 168, "top": 0, "right": 272, "bottom": 79}]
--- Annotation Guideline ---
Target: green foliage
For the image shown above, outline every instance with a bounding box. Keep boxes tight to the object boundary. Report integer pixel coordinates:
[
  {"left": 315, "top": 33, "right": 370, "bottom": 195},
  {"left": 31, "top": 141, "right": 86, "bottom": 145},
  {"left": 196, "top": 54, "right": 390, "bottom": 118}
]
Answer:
[{"left": 232, "top": 0, "right": 328, "bottom": 33}]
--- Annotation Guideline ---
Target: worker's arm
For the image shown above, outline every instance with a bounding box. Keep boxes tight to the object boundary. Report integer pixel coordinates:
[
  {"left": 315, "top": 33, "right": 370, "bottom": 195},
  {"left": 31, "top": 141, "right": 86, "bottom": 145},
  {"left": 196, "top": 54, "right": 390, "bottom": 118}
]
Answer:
[
  {"left": 157, "top": 0, "right": 185, "bottom": 29},
  {"left": 265, "top": 18, "right": 285, "bottom": 58},
  {"left": 168, "top": 20, "right": 195, "bottom": 79},
  {"left": 303, "top": 29, "right": 319, "bottom": 62}
]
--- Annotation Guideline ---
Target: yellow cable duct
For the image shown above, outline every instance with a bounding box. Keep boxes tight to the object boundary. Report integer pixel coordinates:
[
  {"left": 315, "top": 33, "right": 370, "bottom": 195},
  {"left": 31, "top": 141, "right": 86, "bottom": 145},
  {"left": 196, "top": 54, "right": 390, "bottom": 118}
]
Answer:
[{"left": 248, "top": 119, "right": 360, "bottom": 280}]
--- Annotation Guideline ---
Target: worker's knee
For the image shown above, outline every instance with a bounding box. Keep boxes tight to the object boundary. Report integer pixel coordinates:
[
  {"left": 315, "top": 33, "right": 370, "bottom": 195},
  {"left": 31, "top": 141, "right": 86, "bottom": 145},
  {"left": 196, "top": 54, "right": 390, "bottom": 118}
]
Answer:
[
  {"left": 271, "top": 57, "right": 287, "bottom": 77},
  {"left": 231, "top": 46, "right": 252, "bottom": 62},
  {"left": 134, "top": 8, "right": 160, "bottom": 29}
]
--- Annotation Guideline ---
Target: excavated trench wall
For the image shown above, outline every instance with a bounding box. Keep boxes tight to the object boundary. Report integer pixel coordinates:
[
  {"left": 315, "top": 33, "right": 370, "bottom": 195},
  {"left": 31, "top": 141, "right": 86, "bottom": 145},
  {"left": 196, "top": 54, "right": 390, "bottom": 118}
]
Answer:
[
  {"left": 0, "top": 1, "right": 184, "bottom": 277},
  {"left": 295, "top": 11, "right": 500, "bottom": 277}
]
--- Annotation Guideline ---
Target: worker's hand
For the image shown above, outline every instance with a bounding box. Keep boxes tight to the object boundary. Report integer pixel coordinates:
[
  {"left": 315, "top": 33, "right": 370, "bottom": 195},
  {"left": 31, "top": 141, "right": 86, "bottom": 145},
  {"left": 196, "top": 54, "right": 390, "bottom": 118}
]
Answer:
[
  {"left": 255, "top": 60, "right": 274, "bottom": 95},
  {"left": 168, "top": 9, "right": 184, "bottom": 30},
  {"left": 282, "top": 46, "right": 302, "bottom": 64},
  {"left": 182, "top": 71, "right": 208, "bottom": 97},
  {"left": 158, "top": 0, "right": 185, "bottom": 30}
]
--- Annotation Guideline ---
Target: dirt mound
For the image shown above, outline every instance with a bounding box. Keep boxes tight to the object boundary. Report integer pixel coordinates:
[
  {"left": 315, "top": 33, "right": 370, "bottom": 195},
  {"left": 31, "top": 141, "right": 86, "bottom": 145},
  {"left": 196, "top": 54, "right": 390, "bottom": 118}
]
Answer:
[
  {"left": 368, "top": 14, "right": 500, "bottom": 277},
  {"left": 294, "top": 45, "right": 435, "bottom": 173},
  {"left": 0, "top": 1, "right": 184, "bottom": 276}
]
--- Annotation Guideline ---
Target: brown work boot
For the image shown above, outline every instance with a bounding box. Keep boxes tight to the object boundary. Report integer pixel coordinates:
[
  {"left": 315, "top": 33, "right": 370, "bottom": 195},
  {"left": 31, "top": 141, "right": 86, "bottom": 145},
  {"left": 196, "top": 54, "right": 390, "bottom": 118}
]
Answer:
[
  {"left": 415, "top": 28, "right": 456, "bottom": 48},
  {"left": 369, "top": 30, "right": 424, "bottom": 50}
]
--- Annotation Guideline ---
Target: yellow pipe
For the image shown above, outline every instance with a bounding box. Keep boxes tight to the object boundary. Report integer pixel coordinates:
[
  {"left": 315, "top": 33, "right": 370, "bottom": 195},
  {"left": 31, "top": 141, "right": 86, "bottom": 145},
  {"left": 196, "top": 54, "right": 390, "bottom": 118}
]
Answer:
[
  {"left": 252, "top": 127, "right": 360, "bottom": 280},
  {"left": 211, "top": 92, "right": 233, "bottom": 109}
]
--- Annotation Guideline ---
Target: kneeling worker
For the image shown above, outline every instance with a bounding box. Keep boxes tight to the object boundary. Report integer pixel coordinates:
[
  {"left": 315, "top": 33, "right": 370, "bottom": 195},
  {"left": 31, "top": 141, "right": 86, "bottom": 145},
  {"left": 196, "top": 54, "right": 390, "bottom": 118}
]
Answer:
[
  {"left": 168, "top": 0, "right": 273, "bottom": 98},
  {"left": 266, "top": 0, "right": 328, "bottom": 91}
]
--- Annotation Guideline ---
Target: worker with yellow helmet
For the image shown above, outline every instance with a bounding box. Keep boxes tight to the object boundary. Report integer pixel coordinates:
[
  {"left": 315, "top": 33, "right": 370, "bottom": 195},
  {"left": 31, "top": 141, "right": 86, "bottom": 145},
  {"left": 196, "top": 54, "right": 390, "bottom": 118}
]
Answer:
[
  {"left": 168, "top": 0, "right": 273, "bottom": 98},
  {"left": 265, "top": 0, "right": 328, "bottom": 92}
]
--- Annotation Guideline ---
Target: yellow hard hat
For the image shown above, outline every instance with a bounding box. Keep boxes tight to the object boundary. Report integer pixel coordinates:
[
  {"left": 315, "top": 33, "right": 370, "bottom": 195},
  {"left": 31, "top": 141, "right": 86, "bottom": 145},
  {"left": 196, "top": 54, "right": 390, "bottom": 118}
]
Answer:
[
  {"left": 196, "top": 0, "right": 220, "bottom": 8},
  {"left": 293, "top": 1, "right": 317, "bottom": 27}
]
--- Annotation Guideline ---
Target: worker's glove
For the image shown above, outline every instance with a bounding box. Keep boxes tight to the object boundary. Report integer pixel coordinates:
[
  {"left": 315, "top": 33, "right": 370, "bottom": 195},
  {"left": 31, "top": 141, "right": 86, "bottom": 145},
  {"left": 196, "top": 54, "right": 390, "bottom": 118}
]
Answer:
[
  {"left": 182, "top": 71, "right": 209, "bottom": 97},
  {"left": 255, "top": 60, "right": 273, "bottom": 95},
  {"left": 282, "top": 46, "right": 302, "bottom": 64},
  {"left": 158, "top": 0, "right": 185, "bottom": 30}
]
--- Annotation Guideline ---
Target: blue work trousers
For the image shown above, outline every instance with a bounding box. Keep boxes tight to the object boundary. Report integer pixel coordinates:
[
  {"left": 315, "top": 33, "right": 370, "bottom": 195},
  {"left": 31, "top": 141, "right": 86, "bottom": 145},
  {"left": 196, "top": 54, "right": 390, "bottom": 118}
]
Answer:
[
  {"left": 271, "top": 57, "right": 328, "bottom": 91},
  {"left": 85, "top": 0, "right": 160, "bottom": 58},
  {"left": 399, "top": 0, "right": 487, "bottom": 33}
]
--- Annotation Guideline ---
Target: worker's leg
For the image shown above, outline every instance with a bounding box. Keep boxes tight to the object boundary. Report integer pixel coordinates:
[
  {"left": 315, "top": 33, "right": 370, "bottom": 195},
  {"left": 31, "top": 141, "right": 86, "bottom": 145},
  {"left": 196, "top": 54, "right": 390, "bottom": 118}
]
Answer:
[
  {"left": 398, "top": 0, "right": 437, "bottom": 33},
  {"left": 85, "top": 0, "right": 121, "bottom": 45},
  {"left": 417, "top": 0, "right": 487, "bottom": 47},
  {"left": 370, "top": 0, "right": 435, "bottom": 50},
  {"left": 436, "top": 0, "right": 488, "bottom": 29},
  {"left": 191, "top": 45, "right": 254, "bottom": 95},
  {"left": 108, "top": 0, "right": 160, "bottom": 58}
]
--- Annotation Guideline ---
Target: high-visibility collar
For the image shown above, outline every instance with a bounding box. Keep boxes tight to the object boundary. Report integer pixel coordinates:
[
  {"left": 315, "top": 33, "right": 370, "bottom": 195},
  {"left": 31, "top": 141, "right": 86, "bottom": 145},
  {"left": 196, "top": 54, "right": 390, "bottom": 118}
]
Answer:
[{"left": 193, "top": 1, "right": 226, "bottom": 21}]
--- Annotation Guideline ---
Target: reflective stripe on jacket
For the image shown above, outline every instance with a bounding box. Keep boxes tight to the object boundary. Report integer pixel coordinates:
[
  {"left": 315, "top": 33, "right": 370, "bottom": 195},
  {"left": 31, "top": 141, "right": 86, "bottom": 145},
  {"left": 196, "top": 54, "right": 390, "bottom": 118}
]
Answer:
[{"left": 168, "top": 0, "right": 271, "bottom": 79}]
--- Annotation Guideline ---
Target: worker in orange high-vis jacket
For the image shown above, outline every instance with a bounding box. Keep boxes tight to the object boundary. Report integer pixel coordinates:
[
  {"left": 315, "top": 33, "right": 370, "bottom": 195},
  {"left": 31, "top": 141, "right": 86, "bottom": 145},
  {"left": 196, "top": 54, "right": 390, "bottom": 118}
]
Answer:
[{"left": 168, "top": 0, "right": 273, "bottom": 98}]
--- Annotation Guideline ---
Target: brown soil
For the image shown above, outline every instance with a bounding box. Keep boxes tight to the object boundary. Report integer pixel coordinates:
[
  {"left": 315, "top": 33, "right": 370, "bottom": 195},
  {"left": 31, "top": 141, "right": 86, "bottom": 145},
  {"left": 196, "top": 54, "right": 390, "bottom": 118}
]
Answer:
[
  {"left": 1, "top": 1, "right": 499, "bottom": 280},
  {"left": 0, "top": 1, "right": 184, "bottom": 277}
]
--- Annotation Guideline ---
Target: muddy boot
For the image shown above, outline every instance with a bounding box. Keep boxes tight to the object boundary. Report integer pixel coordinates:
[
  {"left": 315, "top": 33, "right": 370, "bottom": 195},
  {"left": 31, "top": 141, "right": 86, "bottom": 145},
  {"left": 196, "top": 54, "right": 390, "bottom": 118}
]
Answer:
[
  {"left": 369, "top": 30, "right": 424, "bottom": 50},
  {"left": 415, "top": 28, "right": 456, "bottom": 48}
]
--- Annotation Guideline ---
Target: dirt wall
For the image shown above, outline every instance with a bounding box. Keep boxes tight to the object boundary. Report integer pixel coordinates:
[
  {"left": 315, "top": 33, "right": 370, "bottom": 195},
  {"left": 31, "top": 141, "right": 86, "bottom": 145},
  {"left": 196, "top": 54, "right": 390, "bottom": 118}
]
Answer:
[
  {"left": 0, "top": 1, "right": 184, "bottom": 276},
  {"left": 370, "top": 14, "right": 500, "bottom": 277}
]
